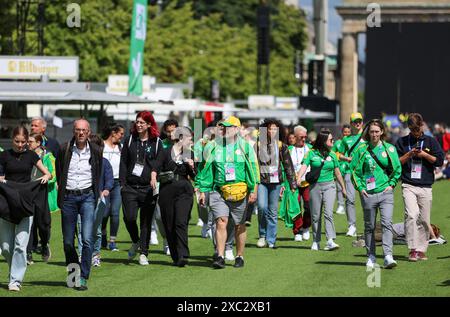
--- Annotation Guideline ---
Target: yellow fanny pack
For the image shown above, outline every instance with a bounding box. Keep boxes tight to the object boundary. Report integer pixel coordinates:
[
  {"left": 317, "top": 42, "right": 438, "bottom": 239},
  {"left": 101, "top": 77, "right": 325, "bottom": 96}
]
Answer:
[{"left": 220, "top": 182, "right": 248, "bottom": 202}]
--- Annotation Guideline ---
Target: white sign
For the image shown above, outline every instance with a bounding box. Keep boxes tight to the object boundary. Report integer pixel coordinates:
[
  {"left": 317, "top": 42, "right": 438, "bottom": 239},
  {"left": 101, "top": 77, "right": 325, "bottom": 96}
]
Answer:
[
  {"left": 106, "top": 75, "right": 154, "bottom": 95},
  {"left": 53, "top": 115, "right": 63, "bottom": 128},
  {"left": 0, "top": 56, "right": 79, "bottom": 81},
  {"left": 248, "top": 95, "right": 275, "bottom": 110},
  {"left": 276, "top": 97, "right": 298, "bottom": 110}
]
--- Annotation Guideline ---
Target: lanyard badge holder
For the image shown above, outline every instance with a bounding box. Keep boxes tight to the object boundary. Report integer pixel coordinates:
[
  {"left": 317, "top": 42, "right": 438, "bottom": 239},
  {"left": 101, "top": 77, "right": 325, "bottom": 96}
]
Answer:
[
  {"left": 132, "top": 141, "right": 147, "bottom": 177},
  {"left": 409, "top": 137, "right": 424, "bottom": 180}
]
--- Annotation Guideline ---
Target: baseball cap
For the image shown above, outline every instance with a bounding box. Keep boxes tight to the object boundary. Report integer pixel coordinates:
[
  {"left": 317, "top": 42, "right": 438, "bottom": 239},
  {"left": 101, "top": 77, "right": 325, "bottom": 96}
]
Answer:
[
  {"left": 221, "top": 116, "right": 241, "bottom": 127},
  {"left": 350, "top": 112, "right": 363, "bottom": 122}
]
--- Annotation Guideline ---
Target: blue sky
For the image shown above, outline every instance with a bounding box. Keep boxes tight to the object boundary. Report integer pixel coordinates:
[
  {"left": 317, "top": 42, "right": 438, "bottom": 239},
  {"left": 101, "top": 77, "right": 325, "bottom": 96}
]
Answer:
[{"left": 299, "top": 0, "right": 366, "bottom": 61}]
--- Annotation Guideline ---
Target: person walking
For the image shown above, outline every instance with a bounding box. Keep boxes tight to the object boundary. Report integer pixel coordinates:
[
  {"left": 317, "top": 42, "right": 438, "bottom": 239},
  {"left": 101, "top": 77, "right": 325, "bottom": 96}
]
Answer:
[
  {"left": 338, "top": 113, "right": 366, "bottom": 237},
  {"left": 291, "top": 125, "right": 313, "bottom": 241},
  {"left": 55, "top": 119, "right": 103, "bottom": 291},
  {"left": 395, "top": 113, "right": 444, "bottom": 261},
  {"left": 101, "top": 123, "right": 125, "bottom": 252},
  {"left": 119, "top": 111, "right": 162, "bottom": 266},
  {"left": 0, "top": 126, "right": 51, "bottom": 292},
  {"left": 298, "top": 129, "right": 346, "bottom": 251},
  {"left": 151, "top": 126, "right": 196, "bottom": 267},
  {"left": 351, "top": 120, "right": 402, "bottom": 269},
  {"left": 30, "top": 116, "right": 60, "bottom": 158},
  {"left": 256, "top": 119, "right": 297, "bottom": 249},
  {"left": 26, "top": 133, "right": 57, "bottom": 264},
  {"left": 197, "top": 116, "right": 259, "bottom": 269},
  {"left": 332, "top": 124, "right": 351, "bottom": 215}
]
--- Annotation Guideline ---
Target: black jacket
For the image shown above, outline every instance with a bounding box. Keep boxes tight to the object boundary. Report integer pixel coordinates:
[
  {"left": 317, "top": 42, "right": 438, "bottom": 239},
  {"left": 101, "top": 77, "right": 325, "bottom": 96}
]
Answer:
[
  {"left": 395, "top": 133, "right": 445, "bottom": 187},
  {"left": 119, "top": 135, "right": 162, "bottom": 187},
  {"left": 256, "top": 141, "right": 297, "bottom": 190},
  {"left": 55, "top": 139, "right": 103, "bottom": 209},
  {"left": 0, "top": 180, "right": 47, "bottom": 224},
  {"left": 43, "top": 135, "right": 60, "bottom": 159}
]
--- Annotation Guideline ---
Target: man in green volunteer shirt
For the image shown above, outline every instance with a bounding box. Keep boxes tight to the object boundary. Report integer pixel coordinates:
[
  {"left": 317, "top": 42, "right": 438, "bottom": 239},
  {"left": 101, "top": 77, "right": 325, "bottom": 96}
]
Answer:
[
  {"left": 197, "top": 116, "right": 259, "bottom": 269},
  {"left": 350, "top": 120, "right": 402, "bottom": 269},
  {"left": 161, "top": 119, "right": 179, "bottom": 149},
  {"left": 338, "top": 112, "right": 366, "bottom": 237},
  {"left": 332, "top": 124, "right": 351, "bottom": 215}
]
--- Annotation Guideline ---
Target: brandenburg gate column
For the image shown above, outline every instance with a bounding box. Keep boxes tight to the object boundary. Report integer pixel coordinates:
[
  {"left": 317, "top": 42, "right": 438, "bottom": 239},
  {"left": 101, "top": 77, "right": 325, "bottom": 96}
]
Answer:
[{"left": 339, "top": 19, "right": 365, "bottom": 124}]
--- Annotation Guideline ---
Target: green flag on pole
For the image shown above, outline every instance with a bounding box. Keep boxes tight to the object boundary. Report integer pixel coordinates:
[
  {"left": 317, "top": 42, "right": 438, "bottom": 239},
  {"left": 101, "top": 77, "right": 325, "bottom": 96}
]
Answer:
[{"left": 128, "top": 0, "right": 148, "bottom": 96}]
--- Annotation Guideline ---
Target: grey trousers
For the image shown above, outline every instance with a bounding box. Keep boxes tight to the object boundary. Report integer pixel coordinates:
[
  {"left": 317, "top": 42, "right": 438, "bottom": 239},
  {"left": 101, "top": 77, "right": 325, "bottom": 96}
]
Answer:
[
  {"left": 152, "top": 202, "right": 166, "bottom": 239},
  {"left": 344, "top": 173, "right": 357, "bottom": 227},
  {"left": 361, "top": 190, "right": 394, "bottom": 257},
  {"left": 309, "top": 181, "right": 337, "bottom": 242},
  {"left": 198, "top": 192, "right": 235, "bottom": 251},
  {"left": 336, "top": 181, "right": 345, "bottom": 207}
]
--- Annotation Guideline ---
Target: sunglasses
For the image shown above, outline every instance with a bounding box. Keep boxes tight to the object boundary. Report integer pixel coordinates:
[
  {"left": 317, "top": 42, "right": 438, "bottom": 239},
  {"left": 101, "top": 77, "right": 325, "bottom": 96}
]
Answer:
[{"left": 352, "top": 119, "right": 363, "bottom": 124}]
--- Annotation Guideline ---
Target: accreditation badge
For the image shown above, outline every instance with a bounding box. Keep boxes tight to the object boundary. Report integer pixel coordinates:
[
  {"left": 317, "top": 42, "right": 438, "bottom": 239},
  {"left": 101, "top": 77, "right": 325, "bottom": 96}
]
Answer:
[
  {"left": 269, "top": 166, "right": 279, "bottom": 183},
  {"left": 411, "top": 159, "right": 422, "bottom": 179},
  {"left": 225, "top": 163, "right": 236, "bottom": 181},
  {"left": 132, "top": 163, "right": 144, "bottom": 177},
  {"left": 366, "top": 176, "right": 376, "bottom": 191}
]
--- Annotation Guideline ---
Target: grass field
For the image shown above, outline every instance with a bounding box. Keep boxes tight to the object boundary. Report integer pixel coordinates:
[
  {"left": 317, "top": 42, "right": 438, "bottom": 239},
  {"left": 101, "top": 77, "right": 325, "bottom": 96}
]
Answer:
[{"left": 0, "top": 181, "right": 449, "bottom": 297}]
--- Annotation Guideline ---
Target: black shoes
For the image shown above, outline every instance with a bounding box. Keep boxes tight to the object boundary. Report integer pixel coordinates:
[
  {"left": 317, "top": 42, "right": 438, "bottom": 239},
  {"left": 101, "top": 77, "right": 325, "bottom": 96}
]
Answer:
[
  {"left": 233, "top": 256, "right": 244, "bottom": 268},
  {"left": 175, "top": 258, "right": 188, "bottom": 267},
  {"left": 41, "top": 245, "right": 51, "bottom": 262},
  {"left": 26, "top": 253, "right": 34, "bottom": 265},
  {"left": 212, "top": 256, "right": 226, "bottom": 269}
]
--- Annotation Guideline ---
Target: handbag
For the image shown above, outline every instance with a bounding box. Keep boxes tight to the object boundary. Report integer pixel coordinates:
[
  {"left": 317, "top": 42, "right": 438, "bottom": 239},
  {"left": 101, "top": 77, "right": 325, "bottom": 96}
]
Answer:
[
  {"left": 305, "top": 156, "right": 327, "bottom": 185},
  {"left": 157, "top": 171, "right": 175, "bottom": 184},
  {"left": 220, "top": 182, "right": 248, "bottom": 202}
]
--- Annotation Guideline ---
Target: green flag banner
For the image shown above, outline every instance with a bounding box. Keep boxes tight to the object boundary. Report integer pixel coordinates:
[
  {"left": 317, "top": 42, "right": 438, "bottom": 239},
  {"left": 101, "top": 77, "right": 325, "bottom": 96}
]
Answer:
[{"left": 128, "top": 0, "right": 148, "bottom": 96}]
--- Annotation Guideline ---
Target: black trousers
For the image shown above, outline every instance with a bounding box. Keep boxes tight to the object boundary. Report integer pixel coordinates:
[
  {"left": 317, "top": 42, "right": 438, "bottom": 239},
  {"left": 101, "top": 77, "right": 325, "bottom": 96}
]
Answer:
[
  {"left": 121, "top": 184, "right": 157, "bottom": 256},
  {"left": 158, "top": 179, "right": 193, "bottom": 264},
  {"left": 245, "top": 201, "right": 256, "bottom": 223},
  {"left": 27, "top": 204, "right": 51, "bottom": 254}
]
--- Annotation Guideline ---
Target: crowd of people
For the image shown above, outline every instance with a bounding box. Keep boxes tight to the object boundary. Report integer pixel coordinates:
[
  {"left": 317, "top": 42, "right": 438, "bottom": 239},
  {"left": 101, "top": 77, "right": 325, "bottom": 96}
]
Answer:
[{"left": 0, "top": 111, "right": 447, "bottom": 292}]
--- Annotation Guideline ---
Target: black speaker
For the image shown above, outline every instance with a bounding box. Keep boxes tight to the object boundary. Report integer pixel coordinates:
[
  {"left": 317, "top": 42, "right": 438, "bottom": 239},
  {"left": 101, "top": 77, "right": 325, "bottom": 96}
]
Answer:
[{"left": 257, "top": 6, "right": 270, "bottom": 65}]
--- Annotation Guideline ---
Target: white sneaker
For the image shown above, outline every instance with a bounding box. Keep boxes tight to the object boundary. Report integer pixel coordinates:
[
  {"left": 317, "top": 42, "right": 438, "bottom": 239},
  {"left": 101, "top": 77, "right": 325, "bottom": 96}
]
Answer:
[
  {"left": 383, "top": 255, "right": 397, "bottom": 269},
  {"left": 324, "top": 239, "right": 340, "bottom": 251},
  {"left": 206, "top": 228, "right": 213, "bottom": 239},
  {"left": 256, "top": 237, "right": 266, "bottom": 248},
  {"left": 196, "top": 218, "right": 204, "bottom": 227},
  {"left": 311, "top": 241, "right": 320, "bottom": 251},
  {"left": 139, "top": 254, "right": 149, "bottom": 266},
  {"left": 429, "top": 237, "right": 447, "bottom": 245},
  {"left": 128, "top": 242, "right": 139, "bottom": 260},
  {"left": 8, "top": 283, "right": 21, "bottom": 292},
  {"left": 294, "top": 234, "right": 303, "bottom": 242},
  {"left": 346, "top": 225, "right": 357, "bottom": 237},
  {"left": 225, "top": 249, "right": 235, "bottom": 261},
  {"left": 163, "top": 239, "right": 171, "bottom": 256},
  {"left": 150, "top": 231, "right": 159, "bottom": 245},
  {"left": 92, "top": 254, "right": 101, "bottom": 267},
  {"left": 164, "top": 245, "right": 171, "bottom": 256},
  {"left": 302, "top": 230, "right": 310, "bottom": 241},
  {"left": 336, "top": 205, "right": 345, "bottom": 214},
  {"left": 366, "top": 255, "right": 377, "bottom": 269}
]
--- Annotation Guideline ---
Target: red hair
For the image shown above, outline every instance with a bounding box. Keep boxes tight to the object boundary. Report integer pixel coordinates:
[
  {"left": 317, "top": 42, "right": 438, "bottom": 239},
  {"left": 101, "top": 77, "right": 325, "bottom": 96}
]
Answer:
[{"left": 131, "top": 111, "right": 160, "bottom": 139}]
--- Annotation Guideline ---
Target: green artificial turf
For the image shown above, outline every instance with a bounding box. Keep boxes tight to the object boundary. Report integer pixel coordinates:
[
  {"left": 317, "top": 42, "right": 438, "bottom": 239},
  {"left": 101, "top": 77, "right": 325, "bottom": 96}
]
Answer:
[{"left": 1, "top": 181, "right": 449, "bottom": 297}]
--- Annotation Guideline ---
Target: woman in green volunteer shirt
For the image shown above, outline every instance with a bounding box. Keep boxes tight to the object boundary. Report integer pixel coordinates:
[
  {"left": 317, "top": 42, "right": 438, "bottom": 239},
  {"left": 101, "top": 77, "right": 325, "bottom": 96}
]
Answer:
[
  {"left": 298, "top": 129, "right": 346, "bottom": 251},
  {"left": 351, "top": 120, "right": 401, "bottom": 269}
]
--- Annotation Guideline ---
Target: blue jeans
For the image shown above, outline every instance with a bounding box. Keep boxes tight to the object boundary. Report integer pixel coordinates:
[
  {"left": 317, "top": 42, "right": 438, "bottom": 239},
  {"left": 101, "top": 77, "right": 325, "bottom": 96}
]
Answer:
[
  {"left": 102, "top": 180, "right": 121, "bottom": 239},
  {"left": 0, "top": 216, "right": 33, "bottom": 287},
  {"left": 257, "top": 183, "right": 282, "bottom": 246},
  {"left": 62, "top": 192, "right": 96, "bottom": 280},
  {"left": 78, "top": 197, "right": 108, "bottom": 257}
]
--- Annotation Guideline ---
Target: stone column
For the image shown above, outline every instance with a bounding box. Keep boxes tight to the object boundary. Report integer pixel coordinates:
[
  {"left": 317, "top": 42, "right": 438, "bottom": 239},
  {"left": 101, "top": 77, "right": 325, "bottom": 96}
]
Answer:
[{"left": 339, "top": 32, "right": 358, "bottom": 124}]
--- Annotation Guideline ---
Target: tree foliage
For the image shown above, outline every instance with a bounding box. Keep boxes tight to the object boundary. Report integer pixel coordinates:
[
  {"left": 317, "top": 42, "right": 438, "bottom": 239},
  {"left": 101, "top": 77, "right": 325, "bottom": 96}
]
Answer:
[{"left": 1, "top": 0, "right": 308, "bottom": 99}]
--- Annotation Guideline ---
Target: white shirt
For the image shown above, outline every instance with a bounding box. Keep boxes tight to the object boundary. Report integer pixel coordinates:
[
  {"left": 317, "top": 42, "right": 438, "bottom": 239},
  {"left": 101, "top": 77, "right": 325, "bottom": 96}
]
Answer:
[
  {"left": 289, "top": 145, "right": 310, "bottom": 182},
  {"left": 66, "top": 143, "right": 92, "bottom": 190},
  {"left": 103, "top": 143, "right": 121, "bottom": 179}
]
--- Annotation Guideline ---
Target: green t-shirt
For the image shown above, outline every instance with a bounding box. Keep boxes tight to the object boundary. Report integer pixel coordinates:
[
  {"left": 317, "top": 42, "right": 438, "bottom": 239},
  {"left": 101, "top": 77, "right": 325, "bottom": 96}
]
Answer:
[
  {"left": 332, "top": 139, "right": 347, "bottom": 174},
  {"left": 195, "top": 137, "right": 259, "bottom": 193},
  {"left": 162, "top": 138, "right": 172, "bottom": 149},
  {"left": 302, "top": 149, "right": 339, "bottom": 183},
  {"left": 341, "top": 133, "right": 366, "bottom": 174},
  {"left": 350, "top": 142, "right": 402, "bottom": 194}
]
